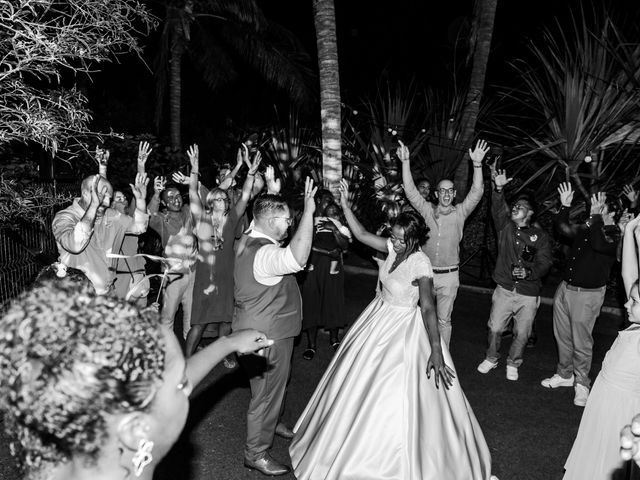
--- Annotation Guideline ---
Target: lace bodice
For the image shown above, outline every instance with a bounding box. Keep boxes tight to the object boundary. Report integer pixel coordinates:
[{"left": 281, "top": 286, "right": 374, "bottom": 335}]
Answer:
[{"left": 379, "top": 240, "right": 433, "bottom": 307}]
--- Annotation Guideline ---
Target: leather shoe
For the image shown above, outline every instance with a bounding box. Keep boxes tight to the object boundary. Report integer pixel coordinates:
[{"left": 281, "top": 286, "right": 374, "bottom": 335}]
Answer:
[
  {"left": 275, "top": 422, "right": 294, "bottom": 439},
  {"left": 244, "top": 453, "right": 290, "bottom": 476}
]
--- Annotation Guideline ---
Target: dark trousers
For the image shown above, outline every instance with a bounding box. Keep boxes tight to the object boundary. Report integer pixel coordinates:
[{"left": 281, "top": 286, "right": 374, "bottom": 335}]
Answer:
[{"left": 240, "top": 337, "right": 294, "bottom": 461}]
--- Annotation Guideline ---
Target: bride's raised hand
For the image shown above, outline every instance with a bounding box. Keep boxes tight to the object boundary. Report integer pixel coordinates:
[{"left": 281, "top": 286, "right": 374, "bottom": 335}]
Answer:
[{"left": 426, "top": 348, "right": 455, "bottom": 390}]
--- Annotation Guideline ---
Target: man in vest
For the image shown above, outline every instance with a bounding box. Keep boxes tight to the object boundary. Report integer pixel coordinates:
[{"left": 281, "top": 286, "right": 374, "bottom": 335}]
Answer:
[{"left": 233, "top": 177, "right": 317, "bottom": 476}]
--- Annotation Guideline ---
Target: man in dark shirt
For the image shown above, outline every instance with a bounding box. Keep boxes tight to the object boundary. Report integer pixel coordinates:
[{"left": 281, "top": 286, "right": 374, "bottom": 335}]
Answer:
[
  {"left": 541, "top": 183, "right": 625, "bottom": 407},
  {"left": 477, "top": 169, "right": 553, "bottom": 381}
]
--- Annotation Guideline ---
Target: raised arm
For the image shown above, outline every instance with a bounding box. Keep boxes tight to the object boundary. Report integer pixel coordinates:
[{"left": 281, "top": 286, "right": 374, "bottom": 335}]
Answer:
[
  {"left": 234, "top": 146, "right": 261, "bottom": 217},
  {"left": 96, "top": 147, "right": 109, "bottom": 178},
  {"left": 126, "top": 173, "right": 150, "bottom": 234},
  {"left": 588, "top": 193, "right": 618, "bottom": 256},
  {"left": 287, "top": 177, "right": 317, "bottom": 266},
  {"left": 554, "top": 182, "right": 579, "bottom": 239},
  {"left": 399, "top": 140, "right": 432, "bottom": 217},
  {"left": 622, "top": 214, "right": 640, "bottom": 297},
  {"left": 490, "top": 168, "right": 513, "bottom": 231},
  {"left": 338, "top": 179, "right": 388, "bottom": 253},
  {"left": 218, "top": 147, "right": 244, "bottom": 190},
  {"left": 458, "top": 139, "right": 489, "bottom": 216},
  {"left": 187, "top": 144, "right": 205, "bottom": 220}
]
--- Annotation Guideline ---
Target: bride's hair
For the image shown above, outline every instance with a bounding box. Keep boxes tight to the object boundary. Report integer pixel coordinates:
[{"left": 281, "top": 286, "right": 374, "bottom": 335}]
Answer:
[{"left": 393, "top": 211, "right": 429, "bottom": 254}]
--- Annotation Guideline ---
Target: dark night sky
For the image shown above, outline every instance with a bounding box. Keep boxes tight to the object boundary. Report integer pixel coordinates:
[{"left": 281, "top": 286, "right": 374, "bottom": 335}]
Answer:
[{"left": 88, "top": 0, "right": 640, "bottom": 144}]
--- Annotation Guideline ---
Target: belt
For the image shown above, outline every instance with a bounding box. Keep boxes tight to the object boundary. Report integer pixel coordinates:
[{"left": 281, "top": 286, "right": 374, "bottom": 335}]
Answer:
[
  {"left": 565, "top": 283, "right": 604, "bottom": 293},
  {"left": 433, "top": 267, "right": 459, "bottom": 274}
]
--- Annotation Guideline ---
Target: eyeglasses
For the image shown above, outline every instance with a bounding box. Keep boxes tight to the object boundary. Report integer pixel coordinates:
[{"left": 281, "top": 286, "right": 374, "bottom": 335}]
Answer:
[
  {"left": 272, "top": 216, "right": 293, "bottom": 226},
  {"left": 211, "top": 197, "right": 228, "bottom": 202},
  {"left": 438, "top": 188, "right": 455, "bottom": 195},
  {"left": 390, "top": 234, "right": 406, "bottom": 245}
]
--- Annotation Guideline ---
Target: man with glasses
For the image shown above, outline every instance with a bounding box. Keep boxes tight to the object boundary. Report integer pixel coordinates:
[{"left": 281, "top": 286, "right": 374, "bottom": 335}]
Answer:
[
  {"left": 399, "top": 139, "right": 490, "bottom": 347},
  {"left": 148, "top": 177, "right": 198, "bottom": 339},
  {"left": 233, "top": 178, "right": 317, "bottom": 476},
  {"left": 540, "top": 184, "right": 626, "bottom": 406},
  {"left": 477, "top": 168, "right": 552, "bottom": 381}
]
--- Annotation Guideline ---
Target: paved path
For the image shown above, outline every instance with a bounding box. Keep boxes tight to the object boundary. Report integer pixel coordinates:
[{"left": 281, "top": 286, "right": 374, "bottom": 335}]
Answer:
[{"left": 0, "top": 272, "right": 626, "bottom": 479}]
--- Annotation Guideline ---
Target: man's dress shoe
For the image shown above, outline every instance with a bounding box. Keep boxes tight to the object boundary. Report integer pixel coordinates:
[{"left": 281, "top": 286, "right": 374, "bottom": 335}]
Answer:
[
  {"left": 244, "top": 453, "right": 291, "bottom": 476},
  {"left": 275, "top": 422, "right": 294, "bottom": 439}
]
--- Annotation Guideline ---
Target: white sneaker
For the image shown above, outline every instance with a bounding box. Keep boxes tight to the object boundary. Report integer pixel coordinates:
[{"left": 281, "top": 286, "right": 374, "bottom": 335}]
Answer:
[
  {"left": 477, "top": 359, "right": 498, "bottom": 374},
  {"left": 541, "top": 373, "right": 574, "bottom": 388},
  {"left": 574, "top": 384, "right": 589, "bottom": 407},
  {"left": 506, "top": 365, "right": 519, "bottom": 381}
]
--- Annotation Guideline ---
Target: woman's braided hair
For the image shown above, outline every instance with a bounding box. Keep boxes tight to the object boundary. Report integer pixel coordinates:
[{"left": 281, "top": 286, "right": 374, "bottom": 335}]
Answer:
[{"left": 0, "top": 278, "right": 165, "bottom": 472}]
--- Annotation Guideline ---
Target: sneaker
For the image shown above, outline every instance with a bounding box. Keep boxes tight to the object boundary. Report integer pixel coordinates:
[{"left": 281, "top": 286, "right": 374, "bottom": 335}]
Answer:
[
  {"left": 477, "top": 359, "right": 498, "bottom": 374},
  {"left": 506, "top": 365, "right": 519, "bottom": 381},
  {"left": 574, "top": 384, "right": 590, "bottom": 407},
  {"left": 541, "top": 373, "right": 574, "bottom": 389}
]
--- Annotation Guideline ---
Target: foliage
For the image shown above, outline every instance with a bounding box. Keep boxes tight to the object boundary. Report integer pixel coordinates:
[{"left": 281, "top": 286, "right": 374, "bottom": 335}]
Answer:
[
  {"left": 501, "top": 8, "right": 640, "bottom": 208},
  {"left": 153, "top": 0, "right": 315, "bottom": 133},
  {"left": 0, "top": 176, "right": 72, "bottom": 228},
  {"left": 0, "top": 0, "right": 157, "bottom": 156}
]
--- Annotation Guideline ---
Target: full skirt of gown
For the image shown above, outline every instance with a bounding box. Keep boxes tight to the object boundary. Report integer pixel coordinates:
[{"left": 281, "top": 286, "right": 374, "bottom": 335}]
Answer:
[
  {"left": 289, "top": 295, "right": 492, "bottom": 480},
  {"left": 563, "top": 327, "right": 640, "bottom": 480}
]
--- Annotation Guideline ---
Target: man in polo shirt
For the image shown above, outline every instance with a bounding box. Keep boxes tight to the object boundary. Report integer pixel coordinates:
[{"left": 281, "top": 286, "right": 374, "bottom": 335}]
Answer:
[
  {"left": 400, "top": 139, "right": 490, "bottom": 347},
  {"left": 541, "top": 183, "right": 624, "bottom": 406},
  {"left": 477, "top": 169, "right": 552, "bottom": 381},
  {"left": 52, "top": 172, "right": 149, "bottom": 295},
  {"left": 233, "top": 178, "right": 317, "bottom": 476}
]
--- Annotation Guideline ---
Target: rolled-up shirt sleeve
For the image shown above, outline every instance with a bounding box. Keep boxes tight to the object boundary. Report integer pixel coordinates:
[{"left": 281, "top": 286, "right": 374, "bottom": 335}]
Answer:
[
  {"left": 52, "top": 211, "right": 93, "bottom": 254},
  {"left": 254, "top": 244, "right": 303, "bottom": 286},
  {"left": 125, "top": 209, "right": 149, "bottom": 235}
]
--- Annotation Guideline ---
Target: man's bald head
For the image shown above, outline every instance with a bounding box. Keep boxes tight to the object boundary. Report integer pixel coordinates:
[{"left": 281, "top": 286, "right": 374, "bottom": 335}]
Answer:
[{"left": 80, "top": 175, "right": 113, "bottom": 212}]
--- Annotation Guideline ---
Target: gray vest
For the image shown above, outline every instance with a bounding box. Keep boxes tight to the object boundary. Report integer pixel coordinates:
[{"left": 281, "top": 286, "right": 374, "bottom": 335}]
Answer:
[{"left": 233, "top": 236, "right": 302, "bottom": 340}]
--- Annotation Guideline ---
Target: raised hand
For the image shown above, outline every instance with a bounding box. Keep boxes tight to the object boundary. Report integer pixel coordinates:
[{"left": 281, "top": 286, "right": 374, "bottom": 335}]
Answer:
[
  {"left": 303, "top": 177, "right": 318, "bottom": 215},
  {"left": 154, "top": 176, "right": 166, "bottom": 194},
  {"left": 557, "top": 182, "right": 574, "bottom": 207},
  {"left": 623, "top": 184, "right": 639, "bottom": 205},
  {"left": 248, "top": 150, "right": 262, "bottom": 175},
  {"left": 469, "top": 139, "right": 490, "bottom": 165},
  {"left": 590, "top": 192, "right": 606, "bottom": 215},
  {"left": 90, "top": 175, "right": 107, "bottom": 208},
  {"left": 187, "top": 144, "right": 199, "bottom": 173},
  {"left": 624, "top": 211, "right": 640, "bottom": 233},
  {"left": 338, "top": 179, "right": 351, "bottom": 209},
  {"left": 236, "top": 145, "right": 246, "bottom": 168},
  {"left": 426, "top": 348, "right": 455, "bottom": 390},
  {"left": 137, "top": 141, "right": 153, "bottom": 167},
  {"left": 171, "top": 171, "right": 189, "bottom": 185},
  {"left": 265, "top": 165, "right": 281, "bottom": 194},
  {"left": 618, "top": 209, "right": 633, "bottom": 233},
  {"left": 95, "top": 146, "right": 110, "bottom": 167},
  {"left": 397, "top": 140, "right": 410, "bottom": 163},
  {"left": 130, "top": 173, "right": 149, "bottom": 200},
  {"left": 493, "top": 169, "right": 513, "bottom": 190}
]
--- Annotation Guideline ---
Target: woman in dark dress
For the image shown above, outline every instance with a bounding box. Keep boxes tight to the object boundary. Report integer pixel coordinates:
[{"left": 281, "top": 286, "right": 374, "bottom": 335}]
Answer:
[
  {"left": 184, "top": 144, "right": 260, "bottom": 361},
  {"left": 301, "top": 200, "right": 351, "bottom": 360}
]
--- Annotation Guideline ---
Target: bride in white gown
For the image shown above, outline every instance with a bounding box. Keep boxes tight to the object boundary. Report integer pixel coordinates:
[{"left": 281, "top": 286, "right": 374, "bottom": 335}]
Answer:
[{"left": 289, "top": 179, "right": 494, "bottom": 480}]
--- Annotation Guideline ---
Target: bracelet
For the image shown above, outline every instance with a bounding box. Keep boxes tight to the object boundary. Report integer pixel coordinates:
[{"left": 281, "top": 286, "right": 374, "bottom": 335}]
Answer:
[
  {"left": 473, "top": 165, "right": 482, "bottom": 169},
  {"left": 494, "top": 187, "right": 503, "bottom": 193},
  {"left": 248, "top": 172, "right": 256, "bottom": 176}
]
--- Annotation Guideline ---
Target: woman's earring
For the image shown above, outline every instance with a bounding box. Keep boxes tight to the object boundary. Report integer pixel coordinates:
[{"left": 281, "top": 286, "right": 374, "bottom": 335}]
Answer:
[{"left": 132, "top": 438, "right": 154, "bottom": 477}]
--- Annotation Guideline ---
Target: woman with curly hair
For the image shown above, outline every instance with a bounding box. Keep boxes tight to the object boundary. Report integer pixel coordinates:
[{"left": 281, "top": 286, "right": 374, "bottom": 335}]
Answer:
[
  {"left": 0, "top": 278, "right": 272, "bottom": 480},
  {"left": 289, "top": 180, "right": 494, "bottom": 480}
]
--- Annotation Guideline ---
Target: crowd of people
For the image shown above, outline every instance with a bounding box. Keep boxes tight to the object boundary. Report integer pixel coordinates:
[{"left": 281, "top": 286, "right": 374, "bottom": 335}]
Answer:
[{"left": 1, "top": 138, "right": 640, "bottom": 479}]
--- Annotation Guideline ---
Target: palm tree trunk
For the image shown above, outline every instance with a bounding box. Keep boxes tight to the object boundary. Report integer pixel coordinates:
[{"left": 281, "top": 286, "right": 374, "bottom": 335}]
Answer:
[
  {"left": 168, "top": 41, "right": 183, "bottom": 153},
  {"left": 454, "top": 0, "right": 498, "bottom": 194},
  {"left": 313, "top": 0, "right": 342, "bottom": 195}
]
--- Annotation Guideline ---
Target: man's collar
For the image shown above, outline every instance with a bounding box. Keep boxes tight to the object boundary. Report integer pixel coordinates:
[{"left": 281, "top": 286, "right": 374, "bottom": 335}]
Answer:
[{"left": 249, "top": 228, "right": 280, "bottom": 245}]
